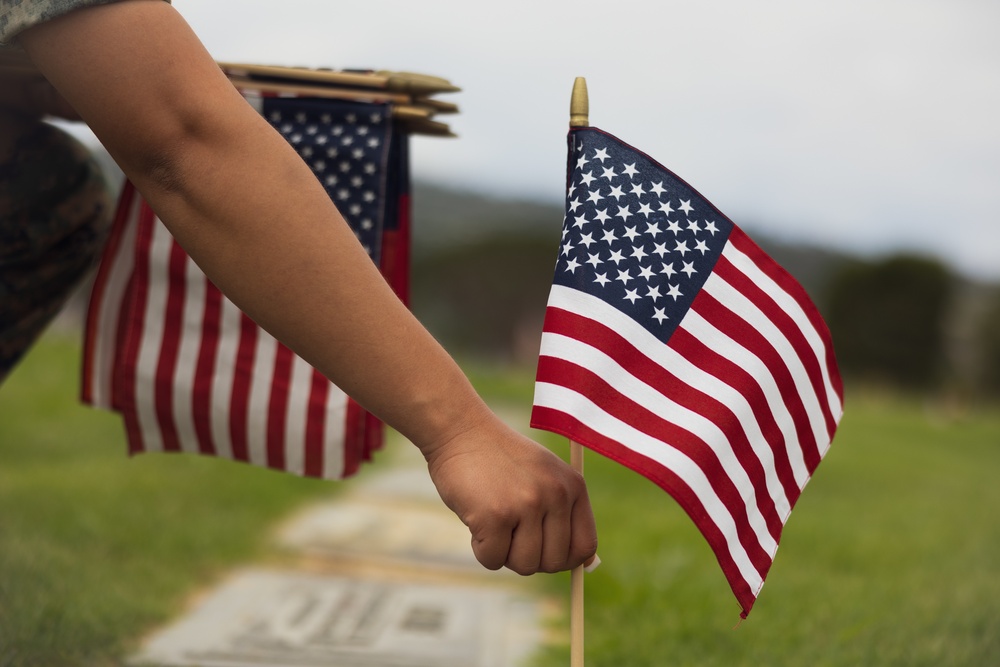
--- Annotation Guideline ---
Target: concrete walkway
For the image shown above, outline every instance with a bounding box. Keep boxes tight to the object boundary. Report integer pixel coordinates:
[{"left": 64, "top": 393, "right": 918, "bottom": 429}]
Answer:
[{"left": 130, "top": 425, "right": 551, "bottom": 667}]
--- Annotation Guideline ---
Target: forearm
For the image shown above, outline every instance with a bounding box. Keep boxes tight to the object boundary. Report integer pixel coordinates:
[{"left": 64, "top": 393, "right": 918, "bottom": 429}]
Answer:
[{"left": 19, "top": 1, "right": 490, "bottom": 455}]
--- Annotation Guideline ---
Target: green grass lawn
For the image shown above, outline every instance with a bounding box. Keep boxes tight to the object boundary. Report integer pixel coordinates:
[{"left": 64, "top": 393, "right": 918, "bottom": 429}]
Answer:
[
  {"left": 3, "top": 339, "right": 999, "bottom": 666},
  {"left": 0, "top": 333, "right": 339, "bottom": 666}
]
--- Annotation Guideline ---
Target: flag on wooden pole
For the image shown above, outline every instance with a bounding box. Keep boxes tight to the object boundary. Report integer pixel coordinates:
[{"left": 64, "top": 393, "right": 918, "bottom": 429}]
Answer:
[{"left": 531, "top": 123, "right": 843, "bottom": 617}]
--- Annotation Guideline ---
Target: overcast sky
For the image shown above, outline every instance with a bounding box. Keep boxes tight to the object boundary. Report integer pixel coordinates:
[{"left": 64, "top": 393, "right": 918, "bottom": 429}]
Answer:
[{"left": 163, "top": 0, "right": 999, "bottom": 279}]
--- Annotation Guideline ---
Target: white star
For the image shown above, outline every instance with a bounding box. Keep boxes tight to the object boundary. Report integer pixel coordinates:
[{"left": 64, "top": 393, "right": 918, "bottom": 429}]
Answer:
[
  {"left": 616, "top": 268, "right": 633, "bottom": 285},
  {"left": 666, "top": 219, "right": 683, "bottom": 235},
  {"left": 666, "top": 283, "right": 683, "bottom": 300},
  {"left": 577, "top": 155, "right": 589, "bottom": 169},
  {"left": 674, "top": 240, "right": 690, "bottom": 256},
  {"left": 616, "top": 205, "right": 633, "bottom": 222},
  {"left": 594, "top": 273, "right": 610, "bottom": 287},
  {"left": 679, "top": 199, "right": 694, "bottom": 215},
  {"left": 638, "top": 264, "right": 656, "bottom": 281},
  {"left": 687, "top": 219, "right": 701, "bottom": 234},
  {"left": 580, "top": 232, "right": 597, "bottom": 248},
  {"left": 638, "top": 202, "right": 654, "bottom": 217},
  {"left": 593, "top": 147, "right": 610, "bottom": 162},
  {"left": 623, "top": 288, "right": 641, "bottom": 304},
  {"left": 652, "top": 242, "right": 670, "bottom": 258},
  {"left": 601, "top": 166, "right": 617, "bottom": 181},
  {"left": 586, "top": 252, "right": 602, "bottom": 268},
  {"left": 608, "top": 185, "right": 626, "bottom": 200},
  {"left": 580, "top": 171, "right": 597, "bottom": 187},
  {"left": 646, "top": 284, "right": 663, "bottom": 302},
  {"left": 630, "top": 182, "right": 646, "bottom": 198},
  {"left": 645, "top": 222, "right": 662, "bottom": 238},
  {"left": 594, "top": 208, "right": 611, "bottom": 224},
  {"left": 601, "top": 228, "right": 618, "bottom": 244},
  {"left": 623, "top": 226, "right": 640, "bottom": 242},
  {"left": 651, "top": 182, "right": 667, "bottom": 196},
  {"left": 652, "top": 308, "right": 669, "bottom": 324},
  {"left": 704, "top": 220, "right": 719, "bottom": 235},
  {"left": 631, "top": 245, "right": 648, "bottom": 262},
  {"left": 573, "top": 215, "right": 588, "bottom": 229},
  {"left": 609, "top": 249, "right": 626, "bottom": 264},
  {"left": 694, "top": 240, "right": 710, "bottom": 254},
  {"left": 661, "top": 262, "right": 677, "bottom": 278},
  {"left": 367, "top": 137, "right": 380, "bottom": 148},
  {"left": 622, "top": 163, "right": 639, "bottom": 177},
  {"left": 587, "top": 189, "right": 603, "bottom": 204},
  {"left": 681, "top": 261, "right": 697, "bottom": 277},
  {"left": 561, "top": 241, "right": 574, "bottom": 257},
  {"left": 565, "top": 257, "right": 581, "bottom": 273},
  {"left": 569, "top": 198, "right": 583, "bottom": 213}
]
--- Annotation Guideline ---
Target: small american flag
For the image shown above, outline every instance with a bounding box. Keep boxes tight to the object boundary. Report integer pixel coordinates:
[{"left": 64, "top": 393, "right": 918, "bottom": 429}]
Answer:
[
  {"left": 82, "top": 97, "right": 409, "bottom": 479},
  {"left": 531, "top": 127, "right": 843, "bottom": 617}
]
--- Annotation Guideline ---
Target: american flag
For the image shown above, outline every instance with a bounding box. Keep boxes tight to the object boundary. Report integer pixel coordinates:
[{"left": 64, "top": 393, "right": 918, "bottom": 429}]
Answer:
[
  {"left": 531, "top": 127, "right": 843, "bottom": 617},
  {"left": 82, "top": 97, "right": 409, "bottom": 479}
]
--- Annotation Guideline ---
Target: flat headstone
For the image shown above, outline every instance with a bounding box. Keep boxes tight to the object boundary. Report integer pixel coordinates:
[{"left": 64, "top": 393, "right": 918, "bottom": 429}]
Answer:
[{"left": 130, "top": 569, "right": 540, "bottom": 667}]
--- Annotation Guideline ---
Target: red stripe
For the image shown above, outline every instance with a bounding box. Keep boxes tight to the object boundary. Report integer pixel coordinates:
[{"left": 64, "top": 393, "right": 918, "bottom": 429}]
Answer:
[
  {"left": 303, "top": 370, "right": 329, "bottom": 477},
  {"left": 714, "top": 254, "right": 837, "bottom": 440},
  {"left": 191, "top": 280, "right": 222, "bottom": 456},
  {"left": 266, "top": 344, "right": 294, "bottom": 470},
  {"left": 341, "top": 398, "right": 365, "bottom": 477},
  {"left": 117, "top": 201, "right": 156, "bottom": 454},
  {"left": 691, "top": 290, "right": 823, "bottom": 473},
  {"left": 152, "top": 240, "right": 188, "bottom": 453},
  {"left": 535, "top": 355, "right": 774, "bottom": 578},
  {"left": 228, "top": 314, "right": 257, "bottom": 462},
  {"left": 728, "top": 228, "right": 844, "bottom": 403},
  {"left": 543, "top": 307, "right": 785, "bottom": 539},
  {"left": 81, "top": 181, "right": 136, "bottom": 404},
  {"left": 364, "top": 412, "right": 384, "bottom": 461},
  {"left": 668, "top": 325, "right": 802, "bottom": 505},
  {"left": 530, "top": 403, "right": 759, "bottom": 618}
]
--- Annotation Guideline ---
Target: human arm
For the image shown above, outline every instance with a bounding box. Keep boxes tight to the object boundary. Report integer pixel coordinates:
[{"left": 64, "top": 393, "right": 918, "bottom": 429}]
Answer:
[{"left": 18, "top": 0, "right": 596, "bottom": 574}]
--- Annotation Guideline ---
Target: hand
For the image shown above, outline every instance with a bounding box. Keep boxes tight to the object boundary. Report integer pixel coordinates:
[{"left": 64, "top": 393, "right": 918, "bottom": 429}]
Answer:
[{"left": 424, "top": 414, "right": 598, "bottom": 575}]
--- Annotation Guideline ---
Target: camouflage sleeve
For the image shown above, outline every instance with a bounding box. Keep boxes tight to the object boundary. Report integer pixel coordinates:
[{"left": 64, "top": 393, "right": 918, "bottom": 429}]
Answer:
[{"left": 1, "top": 0, "right": 171, "bottom": 46}]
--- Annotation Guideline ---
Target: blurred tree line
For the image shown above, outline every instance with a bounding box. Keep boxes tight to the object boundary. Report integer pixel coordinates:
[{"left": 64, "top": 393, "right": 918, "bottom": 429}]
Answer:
[{"left": 411, "top": 184, "right": 1000, "bottom": 398}]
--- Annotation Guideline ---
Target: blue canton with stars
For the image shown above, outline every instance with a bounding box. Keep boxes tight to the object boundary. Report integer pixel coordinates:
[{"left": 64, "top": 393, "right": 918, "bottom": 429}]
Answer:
[
  {"left": 554, "top": 128, "right": 735, "bottom": 343},
  {"left": 263, "top": 97, "right": 393, "bottom": 265}
]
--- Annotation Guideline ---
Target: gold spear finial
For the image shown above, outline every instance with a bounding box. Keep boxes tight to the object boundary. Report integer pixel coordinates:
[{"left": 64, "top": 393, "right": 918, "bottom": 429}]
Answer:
[{"left": 570, "top": 77, "right": 589, "bottom": 128}]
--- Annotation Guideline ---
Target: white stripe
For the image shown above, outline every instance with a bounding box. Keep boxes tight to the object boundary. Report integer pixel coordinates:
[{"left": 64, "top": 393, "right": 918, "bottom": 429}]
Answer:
[
  {"left": 133, "top": 218, "right": 173, "bottom": 453},
  {"left": 702, "top": 271, "right": 830, "bottom": 454},
  {"left": 540, "top": 331, "right": 779, "bottom": 553},
  {"left": 722, "top": 242, "right": 843, "bottom": 423},
  {"left": 322, "top": 384, "right": 348, "bottom": 480},
  {"left": 246, "top": 331, "right": 278, "bottom": 467},
  {"left": 209, "top": 297, "right": 241, "bottom": 460},
  {"left": 534, "top": 381, "right": 764, "bottom": 593},
  {"left": 283, "top": 354, "right": 313, "bottom": 476},
  {"left": 87, "top": 194, "right": 140, "bottom": 408},
  {"left": 171, "top": 250, "right": 205, "bottom": 454},
  {"left": 547, "top": 285, "right": 804, "bottom": 501}
]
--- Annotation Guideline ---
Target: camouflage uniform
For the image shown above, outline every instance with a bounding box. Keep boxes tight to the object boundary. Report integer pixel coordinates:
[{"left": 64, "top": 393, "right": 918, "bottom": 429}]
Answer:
[{"left": 0, "top": 118, "right": 113, "bottom": 383}]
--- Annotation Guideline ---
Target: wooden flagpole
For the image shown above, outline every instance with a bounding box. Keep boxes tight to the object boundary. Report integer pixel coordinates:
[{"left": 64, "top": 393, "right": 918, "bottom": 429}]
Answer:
[{"left": 569, "top": 76, "right": 589, "bottom": 667}]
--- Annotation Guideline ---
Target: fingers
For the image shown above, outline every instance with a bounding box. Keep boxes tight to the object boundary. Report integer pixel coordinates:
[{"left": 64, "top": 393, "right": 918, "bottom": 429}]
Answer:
[{"left": 470, "top": 491, "right": 598, "bottom": 576}]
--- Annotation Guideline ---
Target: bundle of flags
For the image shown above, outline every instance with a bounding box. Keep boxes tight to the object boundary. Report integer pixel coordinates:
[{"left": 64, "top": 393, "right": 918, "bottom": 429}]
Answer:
[
  {"left": 81, "top": 65, "right": 459, "bottom": 480},
  {"left": 531, "top": 124, "right": 843, "bottom": 617}
]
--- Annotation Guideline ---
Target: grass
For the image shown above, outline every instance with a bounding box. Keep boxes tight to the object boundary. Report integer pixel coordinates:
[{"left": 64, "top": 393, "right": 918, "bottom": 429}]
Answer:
[
  {"left": 3, "top": 338, "right": 999, "bottom": 666},
  {"left": 0, "top": 332, "right": 339, "bottom": 667}
]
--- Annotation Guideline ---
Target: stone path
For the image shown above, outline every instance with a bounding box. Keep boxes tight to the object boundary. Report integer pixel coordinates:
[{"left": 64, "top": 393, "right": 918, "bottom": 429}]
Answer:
[{"left": 129, "top": 428, "right": 548, "bottom": 667}]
